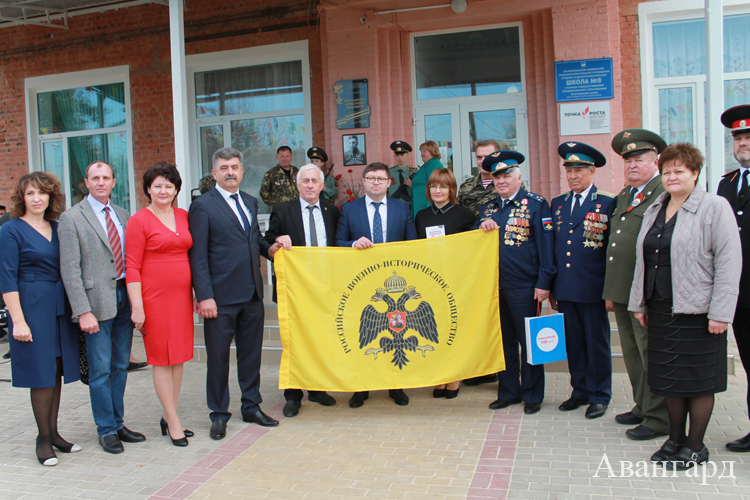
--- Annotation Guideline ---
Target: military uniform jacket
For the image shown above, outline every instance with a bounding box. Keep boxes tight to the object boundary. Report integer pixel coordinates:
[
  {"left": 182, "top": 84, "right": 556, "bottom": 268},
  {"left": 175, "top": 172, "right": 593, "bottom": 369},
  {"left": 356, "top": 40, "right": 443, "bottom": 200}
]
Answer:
[
  {"left": 474, "top": 187, "right": 556, "bottom": 290},
  {"left": 602, "top": 175, "right": 665, "bottom": 304},
  {"left": 388, "top": 165, "right": 413, "bottom": 202},
  {"left": 458, "top": 174, "right": 497, "bottom": 218},
  {"left": 259, "top": 164, "right": 299, "bottom": 209},
  {"left": 551, "top": 185, "right": 616, "bottom": 304},
  {"left": 717, "top": 168, "right": 750, "bottom": 309}
]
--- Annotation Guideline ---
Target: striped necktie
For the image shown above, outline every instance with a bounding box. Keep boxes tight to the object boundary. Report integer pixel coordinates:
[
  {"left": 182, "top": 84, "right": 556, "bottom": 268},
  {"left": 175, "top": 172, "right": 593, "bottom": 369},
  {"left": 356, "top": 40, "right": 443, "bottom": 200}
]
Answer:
[{"left": 104, "top": 207, "right": 124, "bottom": 277}]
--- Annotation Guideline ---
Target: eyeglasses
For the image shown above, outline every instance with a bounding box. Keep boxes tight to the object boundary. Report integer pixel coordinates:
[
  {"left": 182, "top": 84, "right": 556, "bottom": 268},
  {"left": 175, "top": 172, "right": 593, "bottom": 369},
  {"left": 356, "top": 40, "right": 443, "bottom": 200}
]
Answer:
[
  {"left": 364, "top": 177, "right": 389, "bottom": 184},
  {"left": 428, "top": 185, "right": 449, "bottom": 189}
]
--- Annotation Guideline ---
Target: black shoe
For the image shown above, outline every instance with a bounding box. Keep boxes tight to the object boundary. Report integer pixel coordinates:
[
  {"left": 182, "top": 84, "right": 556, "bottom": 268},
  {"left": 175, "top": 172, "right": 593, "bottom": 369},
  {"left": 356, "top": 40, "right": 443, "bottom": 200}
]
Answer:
[
  {"left": 283, "top": 400, "right": 301, "bottom": 417},
  {"left": 98, "top": 434, "right": 124, "bottom": 454},
  {"left": 307, "top": 392, "right": 336, "bottom": 406},
  {"left": 389, "top": 389, "right": 409, "bottom": 406},
  {"left": 489, "top": 398, "right": 522, "bottom": 410},
  {"left": 585, "top": 404, "right": 608, "bottom": 419},
  {"left": 2, "top": 351, "right": 9, "bottom": 360},
  {"left": 615, "top": 411, "right": 643, "bottom": 425},
  {"left": 524, "top": 403, "right": 541, "bottom": 415},
  {"left": 117, "top": 426, "right": 146, "bottom": 443},
  {"left": 558, "top": 397, "right": 589, "bottom": 411},
  {"left": 625, "top": 425, "right": 667, "bottom": 441},
  {"left": 444, "top": 389, "right": 459, "bottom": 399},
  {"left": 209, "top": 420, "right": 227, "bottom": 440},
  {"left": 667, "top": 445, "right": 709, "bottom": 471},
  {"left": 160, "top": 418, "right": 193, "bottom": 438},
  {"left": 651, "top": 439, "right": 685, "bottom": 462},
  {"left": 159, "top": 420, "right": 188, "bottom": 447},
  {"left": 127, "top": 361, "right": 148, "bottom": 372},
  {"left": 433, "top": 388, "right": 446, "bottom": 398},
  {"left": 463, "top": 374, "right": 499, "bottom": 386},
  {"left": 36, "top": 436, "right": 58, "bottom": 466},
  {"left": 726, "top": 431, "right": 750, "bottom": 452},
  {"left": 243, "top": 410, "right": 279, "bottom": 427},
  {"left": 349, "top": 392, "right": 369, "bottom": 408}
]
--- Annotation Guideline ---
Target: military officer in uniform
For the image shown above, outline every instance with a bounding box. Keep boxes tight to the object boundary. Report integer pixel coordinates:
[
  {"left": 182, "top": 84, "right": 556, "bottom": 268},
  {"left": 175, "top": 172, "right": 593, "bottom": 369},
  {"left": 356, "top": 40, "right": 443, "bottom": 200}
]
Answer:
[
  {"left": 718, "top": 105, "right": 750, "bottom": 452},
  {"left": 550, "top": 142, "right": 616, "bottom": 420},
  {"left": 603, "top": 129, "right": 669, "bottom": 440},
  {"left": 388, "top": 141, "right": 414, "bottom": 206},
  {"left": 476, "top": 151, "right": 556, "bottom": 414},
  {"left": 260, "top": 146, "right": 299, "bottom": 210},
  {"left": 307, "top": 147, "right": 339, "bottom": 204},
  {"left": 458, "top": 140, "right": 501, "bottom": 218}
]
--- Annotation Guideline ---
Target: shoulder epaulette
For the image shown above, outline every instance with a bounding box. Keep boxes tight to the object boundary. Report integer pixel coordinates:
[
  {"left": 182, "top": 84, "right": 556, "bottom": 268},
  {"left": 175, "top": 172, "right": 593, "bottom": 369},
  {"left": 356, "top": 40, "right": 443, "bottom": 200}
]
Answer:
[
  {"left": 526, "top": 192, "right": 545, "bottom": 202},
  {"left": 555, "top": 191, "right": 571, "bottom": 199},
  {"left": 723, "top": 168, "right": 739, "bottom": 177},
  {"left": 595, "top": 190, "right": 616, "bottom": 198}
]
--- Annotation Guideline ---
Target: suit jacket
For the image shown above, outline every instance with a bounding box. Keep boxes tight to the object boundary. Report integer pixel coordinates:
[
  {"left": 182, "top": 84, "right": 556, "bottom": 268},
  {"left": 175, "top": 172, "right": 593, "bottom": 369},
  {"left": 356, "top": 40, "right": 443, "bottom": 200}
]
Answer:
[
  {"left": 335, "top": 196, "right": 417, "bottom": 247},
  {"left": 717, "top": 168, "right": 750, "bottom": 309},
  {"left": 58, "top": 198, "right": 131, "bottom": 322},
  {"left": 551, "top": 185, "right": 617, "bottom": 303},
  {"left": 265, "top": 198, "right": 340, "bottom": 247},
  {"left": 602, "top": 175, "right": 665, "bottom": 304},
  {"left": 188, "top": 188, "right": 272, "bottom": 306}
]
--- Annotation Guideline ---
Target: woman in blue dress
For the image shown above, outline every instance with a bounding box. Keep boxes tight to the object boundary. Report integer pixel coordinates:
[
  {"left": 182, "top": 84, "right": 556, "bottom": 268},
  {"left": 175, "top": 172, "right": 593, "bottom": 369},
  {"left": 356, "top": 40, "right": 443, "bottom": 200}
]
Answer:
[{"left": 0, "top": 172, "right": 81, "bottom": 466}]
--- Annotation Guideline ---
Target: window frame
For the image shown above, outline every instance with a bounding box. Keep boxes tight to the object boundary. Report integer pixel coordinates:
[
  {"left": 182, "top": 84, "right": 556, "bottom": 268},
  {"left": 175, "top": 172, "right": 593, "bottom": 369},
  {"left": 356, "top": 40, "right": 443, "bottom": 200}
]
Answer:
[{"left": 25, "top": 66, "right": 135, "bottom": 210}]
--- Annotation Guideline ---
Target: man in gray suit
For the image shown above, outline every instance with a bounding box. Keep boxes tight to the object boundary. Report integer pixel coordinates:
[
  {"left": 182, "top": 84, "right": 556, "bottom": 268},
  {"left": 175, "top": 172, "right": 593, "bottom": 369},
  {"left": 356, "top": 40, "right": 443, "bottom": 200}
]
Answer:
[{"left": 59, "top": 161, "right": 145, "bottom": 454}]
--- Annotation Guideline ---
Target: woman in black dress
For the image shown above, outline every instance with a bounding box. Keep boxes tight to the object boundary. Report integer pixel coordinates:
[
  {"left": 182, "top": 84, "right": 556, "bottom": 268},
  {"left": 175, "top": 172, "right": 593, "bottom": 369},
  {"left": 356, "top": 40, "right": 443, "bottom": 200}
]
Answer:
[
  {"left": 629, "top": 143, "right": 741, "bottom": 470},
  {"left": 415, "top": 168, "right": 476, "bottom": 398},
  {"left": 0, "top": 173, "right": 81, "bottom": 466}
]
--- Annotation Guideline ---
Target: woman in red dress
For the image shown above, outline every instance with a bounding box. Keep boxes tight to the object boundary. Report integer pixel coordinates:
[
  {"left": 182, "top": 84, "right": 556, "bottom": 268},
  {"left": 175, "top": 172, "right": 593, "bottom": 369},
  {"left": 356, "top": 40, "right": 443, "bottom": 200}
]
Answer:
[{"left": 125, "top": 162, "right": 194, "bottom": 447}]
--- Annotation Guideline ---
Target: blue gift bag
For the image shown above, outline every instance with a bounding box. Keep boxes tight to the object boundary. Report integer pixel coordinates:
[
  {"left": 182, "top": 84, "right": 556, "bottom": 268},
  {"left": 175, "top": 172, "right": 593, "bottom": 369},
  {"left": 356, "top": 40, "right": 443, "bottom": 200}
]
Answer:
[{"left": 524, "top": 309, "right": 566, "bottom": 365}]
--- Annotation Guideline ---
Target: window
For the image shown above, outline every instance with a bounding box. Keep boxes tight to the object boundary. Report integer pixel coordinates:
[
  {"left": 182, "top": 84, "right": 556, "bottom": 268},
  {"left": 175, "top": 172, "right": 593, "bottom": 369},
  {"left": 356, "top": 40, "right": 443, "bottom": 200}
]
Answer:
[
  {"left": 188, "top": 43, "right": 312, "bottom": 215},
  {"left": 25, "top": 67, "right": 134, "bottom": 210},
  {"left": 641, "top": 2, "right": 750, "bottom": 173}
]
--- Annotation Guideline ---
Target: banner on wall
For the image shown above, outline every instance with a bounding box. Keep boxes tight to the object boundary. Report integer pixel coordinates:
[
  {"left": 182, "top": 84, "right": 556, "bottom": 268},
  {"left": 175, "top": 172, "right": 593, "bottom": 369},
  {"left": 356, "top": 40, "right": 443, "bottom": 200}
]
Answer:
[
  {"left": 560, "top": 101, "right": 612, "bottom": 136},
  {"left": 275, "top": 230, "right": 505, "bottom": 392}
]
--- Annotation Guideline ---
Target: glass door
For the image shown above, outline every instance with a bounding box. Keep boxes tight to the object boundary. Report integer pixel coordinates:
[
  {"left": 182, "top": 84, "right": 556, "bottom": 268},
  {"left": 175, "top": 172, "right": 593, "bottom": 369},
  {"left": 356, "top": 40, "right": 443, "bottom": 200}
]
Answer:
[{"left": 414, "top": 105, "right": 460, "bottom": 173}]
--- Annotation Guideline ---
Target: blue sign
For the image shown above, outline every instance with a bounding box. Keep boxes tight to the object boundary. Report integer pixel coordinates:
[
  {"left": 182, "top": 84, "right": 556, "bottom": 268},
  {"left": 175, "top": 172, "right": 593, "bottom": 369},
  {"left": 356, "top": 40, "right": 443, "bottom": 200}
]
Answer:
[
  {"left": 334, "top": 79, "right": 371, "bottom": 129},
  {"left": 555, "top": 58, "right": 614, "bottom": 102}
]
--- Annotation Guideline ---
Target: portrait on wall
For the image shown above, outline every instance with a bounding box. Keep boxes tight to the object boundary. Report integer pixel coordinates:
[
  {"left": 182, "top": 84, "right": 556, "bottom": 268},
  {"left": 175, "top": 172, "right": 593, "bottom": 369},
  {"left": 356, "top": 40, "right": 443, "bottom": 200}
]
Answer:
[{"left": 343, "top": 134, "right": 366, "bottom": 166}]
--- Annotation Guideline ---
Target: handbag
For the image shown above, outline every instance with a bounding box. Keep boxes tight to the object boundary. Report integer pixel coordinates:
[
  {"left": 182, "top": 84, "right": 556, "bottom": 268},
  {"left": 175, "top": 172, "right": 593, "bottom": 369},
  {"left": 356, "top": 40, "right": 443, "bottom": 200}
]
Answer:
[
  {"left": 78, "top": 330, "right": 89, "bottom": 385},
  {"left": 524, "top": 301, "right": 567, "bottom": 365}
]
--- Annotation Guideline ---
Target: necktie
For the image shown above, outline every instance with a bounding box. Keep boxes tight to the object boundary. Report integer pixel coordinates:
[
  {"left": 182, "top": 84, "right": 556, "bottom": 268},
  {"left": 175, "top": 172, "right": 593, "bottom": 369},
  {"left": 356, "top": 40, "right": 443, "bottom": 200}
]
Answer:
[
  {"left": 103, "top": 207, "right": 124, "bottom": 277},
  {"left": 502, "top": 199, "right": 511, "bottom": 210},
  {"left": 571, "top": 193, "right": 582, "bottom": 219},
  {"left": 307, "top": 205, "right": 318, "bottom": 247},
  {"left": 398, "top": 169, "right": 405, "bottom": 185},
  {"left": 740, "top": 171, "right": 750, "bottom": 200},
  {"left": 628, "top": 187, "right": 637, "bottom": 204},
  {"left": 230, "top": 193, "right": 251, "bottom": 238},
  {"left": 372, "top": 202, "right": 384, "bottom": 244}
]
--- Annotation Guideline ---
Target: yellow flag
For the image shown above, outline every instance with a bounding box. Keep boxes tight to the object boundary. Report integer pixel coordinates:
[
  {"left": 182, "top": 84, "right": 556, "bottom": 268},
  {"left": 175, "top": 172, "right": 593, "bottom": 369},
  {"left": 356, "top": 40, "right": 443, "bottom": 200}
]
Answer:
[{"left": 275, "top": 229, "right": 504, "bottom": 392}]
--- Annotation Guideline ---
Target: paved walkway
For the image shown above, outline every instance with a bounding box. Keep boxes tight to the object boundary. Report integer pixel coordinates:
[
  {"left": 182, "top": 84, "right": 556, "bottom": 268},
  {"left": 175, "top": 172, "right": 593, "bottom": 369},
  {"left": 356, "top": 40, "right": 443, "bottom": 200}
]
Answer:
[{"left": 1, "top": 335, "right": 749, "bottom": 500}]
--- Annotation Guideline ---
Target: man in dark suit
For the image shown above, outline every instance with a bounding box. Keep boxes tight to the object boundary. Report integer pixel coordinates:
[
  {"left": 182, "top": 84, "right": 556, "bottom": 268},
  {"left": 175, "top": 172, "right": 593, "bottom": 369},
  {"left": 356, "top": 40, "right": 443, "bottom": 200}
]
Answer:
[
  {"left": 336, "top": 162, "right": 417, "bottom": 408},
  {"left": 266, "top": 164, "right": 340, "bottom": 417},
  {"left": 189, "top": 147, "right": 282, "bottom": 440},
  {"left": 718, "top": 105, "right": 750, "bottom": 452},
  {"left": 550, "top": 142, "right": 616, "bottom": 420}
]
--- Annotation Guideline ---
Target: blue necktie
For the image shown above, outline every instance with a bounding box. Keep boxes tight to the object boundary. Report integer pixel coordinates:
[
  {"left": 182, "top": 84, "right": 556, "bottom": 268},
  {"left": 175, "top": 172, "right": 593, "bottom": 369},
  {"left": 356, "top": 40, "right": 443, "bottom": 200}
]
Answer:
[
  {"left": 372, "top": 202, "right": 383, "bottom": 244},
  {"left": 230, "top": 193, "right": 251, "bottom": 238}
]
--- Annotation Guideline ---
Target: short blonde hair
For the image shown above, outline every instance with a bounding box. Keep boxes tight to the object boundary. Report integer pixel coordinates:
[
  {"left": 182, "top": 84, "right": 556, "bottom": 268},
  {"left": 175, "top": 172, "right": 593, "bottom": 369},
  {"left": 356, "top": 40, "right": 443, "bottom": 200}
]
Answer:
[{"left": 419, "top": 141, "right": 441, "bottom": 160}]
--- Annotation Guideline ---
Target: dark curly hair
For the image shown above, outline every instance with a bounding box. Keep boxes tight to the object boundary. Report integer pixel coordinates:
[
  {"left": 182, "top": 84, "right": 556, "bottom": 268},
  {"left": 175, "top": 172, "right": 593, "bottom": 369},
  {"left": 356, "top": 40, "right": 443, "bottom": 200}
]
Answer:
[
  {"left": 10, "top": 172, "right": 65, "bottom": 221},
  {"left": 142, "top": 162, "right": 182, "bottom": 202}
]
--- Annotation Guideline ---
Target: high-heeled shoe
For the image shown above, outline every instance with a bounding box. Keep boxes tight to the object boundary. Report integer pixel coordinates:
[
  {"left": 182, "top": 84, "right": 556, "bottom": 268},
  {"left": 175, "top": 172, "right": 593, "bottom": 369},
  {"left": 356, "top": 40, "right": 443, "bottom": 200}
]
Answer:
[
  {"left": 160, "top": 419, "right": 188, "bottom": 447},
  {"left": 36, "top": 437, "right": 58, "bottom": 467},
  {"left": 444, "top": 388, "right": 459, "bottom": 399},
  {"left": 52, "top": 441, "right": 82, "bottom": 453},
  {"left": 160, "top": 418, "right": 193, "bottom": 438}
]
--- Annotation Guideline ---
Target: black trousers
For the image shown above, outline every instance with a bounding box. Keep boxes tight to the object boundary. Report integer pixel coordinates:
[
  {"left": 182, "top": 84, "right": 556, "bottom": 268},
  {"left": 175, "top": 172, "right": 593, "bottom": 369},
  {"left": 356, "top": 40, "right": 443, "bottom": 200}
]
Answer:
[
  {"left": 204, "top": 294, "right": 265, "bottom": 422},
  {"left": 734, "top": 306, "right": 750, "bottom": 419}
]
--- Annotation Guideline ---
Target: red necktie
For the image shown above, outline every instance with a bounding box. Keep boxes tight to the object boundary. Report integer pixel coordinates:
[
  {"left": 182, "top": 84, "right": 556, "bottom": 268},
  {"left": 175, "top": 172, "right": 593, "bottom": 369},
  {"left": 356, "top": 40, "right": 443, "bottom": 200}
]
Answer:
[{"left": 104, "top": 207, "right": 124, "bottom": 277}]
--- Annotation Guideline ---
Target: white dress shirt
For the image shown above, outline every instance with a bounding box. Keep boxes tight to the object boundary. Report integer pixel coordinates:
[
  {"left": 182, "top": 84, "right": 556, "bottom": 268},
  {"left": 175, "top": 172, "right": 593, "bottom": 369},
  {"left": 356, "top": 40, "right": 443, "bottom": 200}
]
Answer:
[
  {"left": 364, "top": 194, "right": 388, "bottom": 244},
  {"left": 86, "top": 194, "right": 125, "bottom": 279},
  {"left": 300, "top": 197, "right": 327, "bottom": 247},
  {"left": 215, "top": 184, "right": 253, "bottom": 229}
]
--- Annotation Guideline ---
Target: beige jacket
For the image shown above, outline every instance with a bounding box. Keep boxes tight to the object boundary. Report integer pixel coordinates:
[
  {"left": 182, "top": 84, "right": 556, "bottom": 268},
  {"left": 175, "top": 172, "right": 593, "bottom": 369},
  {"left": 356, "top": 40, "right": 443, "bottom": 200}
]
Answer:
[{"left": 628, "top": 185, "right": 741, "bottom": 322}]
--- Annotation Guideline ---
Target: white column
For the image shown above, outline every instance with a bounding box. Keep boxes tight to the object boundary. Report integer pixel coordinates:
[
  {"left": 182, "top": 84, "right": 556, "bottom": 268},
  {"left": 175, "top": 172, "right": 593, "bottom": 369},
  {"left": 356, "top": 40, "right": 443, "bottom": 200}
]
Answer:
[
  {"left": 169, "top": 0, "right": 191, "bottom": 209},
  {"left": 705, "top": 0, "right": 724, "bottom": 192}
]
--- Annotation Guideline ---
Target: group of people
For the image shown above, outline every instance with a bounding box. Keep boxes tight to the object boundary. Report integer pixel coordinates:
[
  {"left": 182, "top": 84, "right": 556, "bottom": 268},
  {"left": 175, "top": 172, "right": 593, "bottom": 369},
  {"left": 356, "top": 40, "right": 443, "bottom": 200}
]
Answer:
[{"left": 3, "top": 104, "right": 750, "bottom": 475}]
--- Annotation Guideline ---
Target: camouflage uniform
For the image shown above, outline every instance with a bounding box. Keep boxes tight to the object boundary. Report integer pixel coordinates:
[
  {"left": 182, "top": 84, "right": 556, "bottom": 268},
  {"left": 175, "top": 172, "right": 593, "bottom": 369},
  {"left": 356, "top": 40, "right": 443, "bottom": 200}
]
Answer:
[
  {"left": 457, "top": 174, "right": 497, "bottom": 218},
  {"left": 260, "top": 164, "right": 299, "bottom": 210}
]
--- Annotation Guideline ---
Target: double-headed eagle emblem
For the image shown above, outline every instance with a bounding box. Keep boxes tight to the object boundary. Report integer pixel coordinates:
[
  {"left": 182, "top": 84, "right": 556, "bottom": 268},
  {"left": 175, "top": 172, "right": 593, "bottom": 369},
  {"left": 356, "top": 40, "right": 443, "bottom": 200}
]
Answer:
[{"left": 359, "top": 272, "right": 438, "bottom": 369}]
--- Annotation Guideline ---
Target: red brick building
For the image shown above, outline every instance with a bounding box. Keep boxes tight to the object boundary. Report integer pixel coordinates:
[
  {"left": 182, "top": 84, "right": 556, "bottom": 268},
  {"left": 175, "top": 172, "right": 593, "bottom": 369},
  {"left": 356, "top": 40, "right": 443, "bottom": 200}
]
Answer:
[{"left": 1, "top": 0, "right": 748, "bottom": 214}]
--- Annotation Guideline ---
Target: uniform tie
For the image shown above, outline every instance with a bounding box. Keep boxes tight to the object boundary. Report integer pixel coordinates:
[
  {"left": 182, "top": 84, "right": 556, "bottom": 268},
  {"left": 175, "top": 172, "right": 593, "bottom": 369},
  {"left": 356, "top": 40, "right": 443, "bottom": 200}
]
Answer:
[
  {"left": 307, "top": 205, "right": 319, "bottom": 247},
  {"left": 103, "top": 207, "right": 124, "bottom": 277},
  {"left": 230, "top": 193, "right": 251, "bottom": 238},
  {"left": 502, "top": 199, "right": 511, "bottom": 210},
  {"left": 571, "top": 193, "right": 582, "bottom": 219},
  {"left": 740, "top": 170, "right": 750, "bottom": 200},
  {"left": 628, "top": 186, "right": 637, "bottom": 204},
  {"left": 372, "top": 202, "right": 383, "bottom": 244}
]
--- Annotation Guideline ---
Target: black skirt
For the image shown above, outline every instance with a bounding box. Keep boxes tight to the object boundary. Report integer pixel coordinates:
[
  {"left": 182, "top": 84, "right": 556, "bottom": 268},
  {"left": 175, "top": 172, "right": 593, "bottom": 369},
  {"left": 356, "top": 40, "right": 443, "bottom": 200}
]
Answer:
[{"left": 647, "top": 299, "right": 727, "bottom": 398}]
